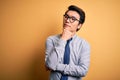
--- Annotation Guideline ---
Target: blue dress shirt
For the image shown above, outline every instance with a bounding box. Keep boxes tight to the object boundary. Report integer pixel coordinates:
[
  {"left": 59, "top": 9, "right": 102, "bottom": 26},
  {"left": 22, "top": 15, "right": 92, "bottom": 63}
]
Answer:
[{"left": 45, "top": 34, "right": 90, "bottom": 80}]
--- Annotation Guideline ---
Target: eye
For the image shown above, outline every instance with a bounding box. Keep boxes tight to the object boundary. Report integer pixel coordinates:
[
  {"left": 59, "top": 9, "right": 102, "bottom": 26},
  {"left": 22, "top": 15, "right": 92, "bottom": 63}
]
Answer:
[{"left": 71, "top": 17, "right": 77, "bottom": 21}]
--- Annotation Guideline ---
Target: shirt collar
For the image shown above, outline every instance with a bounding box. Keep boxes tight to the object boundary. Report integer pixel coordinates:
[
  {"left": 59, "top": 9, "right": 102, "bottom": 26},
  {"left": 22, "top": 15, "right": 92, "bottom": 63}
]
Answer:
[
  {"left": 58, "top": 34, "right": 77, "bottom": 41},
  {"left": 72, "top": 34, "right": 77, "bottom": 40}
]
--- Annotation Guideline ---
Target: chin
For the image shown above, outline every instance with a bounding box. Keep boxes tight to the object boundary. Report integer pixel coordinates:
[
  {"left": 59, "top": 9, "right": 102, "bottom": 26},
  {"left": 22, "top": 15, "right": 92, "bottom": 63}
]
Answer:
[
  {"left": 64, "top": 25, "right": 70, "bottom": 28},
  {"left": 64, "top": 26, "right": 69, "bottom": 29}
]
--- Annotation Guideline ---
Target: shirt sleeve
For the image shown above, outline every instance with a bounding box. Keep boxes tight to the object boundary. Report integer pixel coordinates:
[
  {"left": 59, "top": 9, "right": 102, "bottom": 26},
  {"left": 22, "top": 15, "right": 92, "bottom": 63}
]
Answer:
[
  {"left": 45, "top": 36, "right": 90, "bottom": 77},
  {"left": 56, "top": 40, "right": 90, "bottom": 77},
  {"left": 45, "top": 37, "right": 67, "bottom": 71}
]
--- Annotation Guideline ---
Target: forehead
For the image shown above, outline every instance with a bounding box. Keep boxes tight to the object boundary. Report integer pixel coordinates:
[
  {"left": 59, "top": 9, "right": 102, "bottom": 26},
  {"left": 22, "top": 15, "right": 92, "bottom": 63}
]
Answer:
[{"left": 66, "top": 10, "right": 80, "bottom": 19}]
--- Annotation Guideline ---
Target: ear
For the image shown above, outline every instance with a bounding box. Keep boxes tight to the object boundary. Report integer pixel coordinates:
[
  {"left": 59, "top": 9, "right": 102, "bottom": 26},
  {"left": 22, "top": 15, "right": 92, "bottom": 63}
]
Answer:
[{"left": 77, "top": 24, "right": 82, "bottom": 29}]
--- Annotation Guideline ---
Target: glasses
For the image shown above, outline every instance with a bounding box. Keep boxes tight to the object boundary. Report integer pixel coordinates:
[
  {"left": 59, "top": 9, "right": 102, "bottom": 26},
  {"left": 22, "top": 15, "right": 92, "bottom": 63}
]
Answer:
[{"left": 63, "top": 14, "right": 80, "bottom": 23}]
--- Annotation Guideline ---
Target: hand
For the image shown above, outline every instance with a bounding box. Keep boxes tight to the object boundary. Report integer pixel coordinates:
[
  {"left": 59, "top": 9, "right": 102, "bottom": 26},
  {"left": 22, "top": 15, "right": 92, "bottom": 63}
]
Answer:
[{"left": 61, "top": 29, "right": 75, "bottom": 41}]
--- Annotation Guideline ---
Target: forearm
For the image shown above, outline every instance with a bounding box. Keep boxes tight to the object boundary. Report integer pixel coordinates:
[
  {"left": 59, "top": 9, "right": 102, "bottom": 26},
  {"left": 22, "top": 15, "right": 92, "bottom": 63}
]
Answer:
[
  {"left": 56, "top": 42, "right": 90, "bottom": 77},
  {"left": 56, "top": 59, "right": 90, "bottom": 77},
  {"left": 45, "top": 38, "right": 67, "bottom": 71}
]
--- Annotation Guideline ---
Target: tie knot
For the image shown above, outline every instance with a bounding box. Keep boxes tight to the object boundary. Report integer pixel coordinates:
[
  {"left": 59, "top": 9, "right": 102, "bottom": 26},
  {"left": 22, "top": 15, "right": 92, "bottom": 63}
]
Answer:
[{"left": 67, "top": 38, "right": 72, "bottom": 43}]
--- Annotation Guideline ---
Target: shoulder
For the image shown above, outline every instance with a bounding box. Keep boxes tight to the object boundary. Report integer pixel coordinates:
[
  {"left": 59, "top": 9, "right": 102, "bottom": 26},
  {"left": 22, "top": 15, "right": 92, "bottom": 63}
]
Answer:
[
  {"left": 46, "top": 34, "right": 60, "bottom": 42},
  {"left": 75, "top": 35, "right": 90, "bottom": 48},
  {"left": 47, "top": 34, "right": 60, "bottom": 40}
]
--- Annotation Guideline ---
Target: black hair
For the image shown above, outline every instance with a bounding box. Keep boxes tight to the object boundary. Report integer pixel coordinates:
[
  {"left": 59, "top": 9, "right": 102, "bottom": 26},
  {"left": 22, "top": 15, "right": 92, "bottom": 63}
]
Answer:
[{"left": 65, "top": 5, "right": 85, "bottom": 24}]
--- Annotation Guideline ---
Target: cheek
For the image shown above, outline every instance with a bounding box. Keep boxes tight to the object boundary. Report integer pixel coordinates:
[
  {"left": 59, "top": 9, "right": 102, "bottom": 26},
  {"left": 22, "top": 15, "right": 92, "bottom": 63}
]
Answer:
[{"left": 72, "top": 24, "right": 78, "bottom": 30}]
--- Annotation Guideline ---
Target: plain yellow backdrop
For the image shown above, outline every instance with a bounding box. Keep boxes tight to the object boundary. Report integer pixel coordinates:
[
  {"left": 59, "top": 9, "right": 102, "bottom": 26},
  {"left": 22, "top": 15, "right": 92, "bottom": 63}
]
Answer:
[{"left": 0, "top": 0, "right": 120, "bottom": 80}]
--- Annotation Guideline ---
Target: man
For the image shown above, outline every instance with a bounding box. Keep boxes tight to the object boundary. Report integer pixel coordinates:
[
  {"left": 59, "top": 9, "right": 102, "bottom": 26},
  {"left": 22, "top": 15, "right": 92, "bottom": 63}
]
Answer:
[{"left": 45, "top": 5, "right": 90, "bottom": 80}]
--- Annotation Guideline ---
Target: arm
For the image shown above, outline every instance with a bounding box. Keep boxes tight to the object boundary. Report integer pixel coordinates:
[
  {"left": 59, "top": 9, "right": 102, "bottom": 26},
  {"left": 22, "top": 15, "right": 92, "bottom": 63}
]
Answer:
[
  {"left": 45, "top": 36, "right": 90, "bottom": 77},
  {"left": 45, "top": 36, "right": 67, "bottom": 71},
  {"left": 56, "top": 40, "right": 90, "bottom": 77}
]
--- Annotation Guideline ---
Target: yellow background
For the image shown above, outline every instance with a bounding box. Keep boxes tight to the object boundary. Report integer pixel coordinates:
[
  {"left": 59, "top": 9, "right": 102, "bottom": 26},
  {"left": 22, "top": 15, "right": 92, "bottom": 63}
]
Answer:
[{"left": 0, "top": 0, "right": 120, "bottom": 80}]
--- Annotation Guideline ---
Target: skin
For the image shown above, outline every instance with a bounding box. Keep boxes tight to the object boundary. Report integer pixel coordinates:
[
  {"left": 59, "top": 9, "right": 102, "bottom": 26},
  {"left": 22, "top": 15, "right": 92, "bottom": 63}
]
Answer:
[{"left": 61, "top": 10, "right": 82, "bottom": 41}]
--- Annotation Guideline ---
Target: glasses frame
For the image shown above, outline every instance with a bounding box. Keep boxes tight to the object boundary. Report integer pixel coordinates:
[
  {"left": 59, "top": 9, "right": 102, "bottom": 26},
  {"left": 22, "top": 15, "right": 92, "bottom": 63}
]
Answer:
[{"left": 63, "top": 14, "right": 80, "bottom": 23}]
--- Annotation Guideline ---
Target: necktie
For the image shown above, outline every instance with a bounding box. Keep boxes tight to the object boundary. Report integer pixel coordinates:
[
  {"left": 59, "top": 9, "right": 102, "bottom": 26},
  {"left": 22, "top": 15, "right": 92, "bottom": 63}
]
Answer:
[{"left": 61, "top": 38, "right": 72, "bottom": 80}]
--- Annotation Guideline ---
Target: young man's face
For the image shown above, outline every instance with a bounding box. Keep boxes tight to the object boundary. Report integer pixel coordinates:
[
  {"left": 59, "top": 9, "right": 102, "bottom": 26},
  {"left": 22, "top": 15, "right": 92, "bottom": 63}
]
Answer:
[{"left": 63, "top": 10, "right": 81, "bottom": 32}]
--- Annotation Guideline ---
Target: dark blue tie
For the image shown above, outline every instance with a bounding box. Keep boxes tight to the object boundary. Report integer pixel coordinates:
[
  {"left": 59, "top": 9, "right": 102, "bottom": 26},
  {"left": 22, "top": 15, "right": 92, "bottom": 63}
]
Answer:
[{"left": 61, "top": 39, "right": 72, "bottom": 80}]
